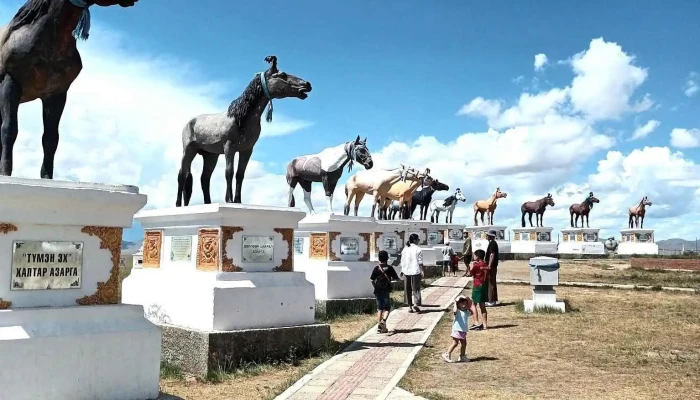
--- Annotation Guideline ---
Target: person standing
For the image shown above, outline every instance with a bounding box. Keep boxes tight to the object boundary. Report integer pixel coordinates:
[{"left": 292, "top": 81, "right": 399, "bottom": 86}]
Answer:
[
  {"left": 400, "top": 233, "right": 424, "bottom": 313},
  {"left": 440, "top": 240, "right": 455, "bottom": 276},
  {"left": 485, "top": 229, "right": 499, "bottom": 306},
  {"left": 461, "top": 231, "right": 472, "bottom": 277}
]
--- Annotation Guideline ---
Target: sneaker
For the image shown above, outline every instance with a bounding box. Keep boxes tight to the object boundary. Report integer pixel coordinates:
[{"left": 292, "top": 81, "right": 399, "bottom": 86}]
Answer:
[
  {"left": 441, "top": 353, "right": 453, "bottom": 363},
  {"left": 469, "top": 324, "right": 481, "bottom": 330},
  {"left": 471, "top": 324, "right": 484, "bottom": 331},
  {"left": 379, "top": 321, "right": 388, "bottom": 333},
  {"left": 459, "top": 355, "right": 469, "bottom": 363},
  {"left": 413, "top": 306, "right": 421, "bottom": 313},
  {"left": 485, "top": 302, "right": 496, "bottom": 307}
]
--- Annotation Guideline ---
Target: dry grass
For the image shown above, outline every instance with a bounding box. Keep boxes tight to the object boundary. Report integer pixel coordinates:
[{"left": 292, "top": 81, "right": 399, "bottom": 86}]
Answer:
[
  {"left": 400, "top": 285, "right": 700, "bottom": 400},
  {"left": 158, "top": 314, "right": 375, "bottom": 400},
  {"left": 498, "top": 260, "right": 700, "bottom": 289}
]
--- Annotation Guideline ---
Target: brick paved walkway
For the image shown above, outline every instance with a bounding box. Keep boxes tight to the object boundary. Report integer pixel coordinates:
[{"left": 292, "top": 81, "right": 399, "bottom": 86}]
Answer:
[{"left": 276, "top": 276, "right": 468, "bottom": 400}]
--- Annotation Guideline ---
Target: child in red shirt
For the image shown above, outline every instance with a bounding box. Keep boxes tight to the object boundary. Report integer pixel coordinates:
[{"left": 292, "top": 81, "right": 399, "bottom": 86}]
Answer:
[{"left": 469, "top": 249, "right": 489, "bottom": 330}]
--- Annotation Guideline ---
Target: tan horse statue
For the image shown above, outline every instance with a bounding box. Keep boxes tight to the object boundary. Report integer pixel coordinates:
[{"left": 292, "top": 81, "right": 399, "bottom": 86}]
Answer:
[
  {"left": 376, "top": 169, "right": 433, "bottom": 220},
  {"left": 343, "top": 165, "right": 421, "bottom": 217},
  {"left": 473, "top": 187, "right": 508, "bottom": 226},
  {"left": 628, "top": 196, "right": 652, "bottom": 228}
]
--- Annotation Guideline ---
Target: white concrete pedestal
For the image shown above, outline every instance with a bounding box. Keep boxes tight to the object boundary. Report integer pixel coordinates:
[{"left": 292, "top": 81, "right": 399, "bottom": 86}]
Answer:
[
  {"left": 618, "top": 229, "right": 659, "bottom": 255},
  {"left": 558, "top": 228, "right": 604, "bottom": 255},
  {"left": 0, "top": 177, "right": 159, "bottom": 400},
  {"left": 511, "top": 227, "right": 557, "bottom": 254},
  {"left": 122, "top": 203, "right": 329, "bottom": 376},
  {"left": 464, "top": 225, "right": 511, "bottom": 253},
  {"left": 294, "top": 214, "right": 377, "bottom": 301},
  {"left": 523, "top": 257, "right": 565, "bottom": 313}
]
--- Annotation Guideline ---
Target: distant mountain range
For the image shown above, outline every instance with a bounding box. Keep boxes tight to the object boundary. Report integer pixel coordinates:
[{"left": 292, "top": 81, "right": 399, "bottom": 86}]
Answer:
[
  {"left": 656, "top": 238, "right": 698, "bottom": 251},
  {"left": 121, "top": 240, "right": 141, "bottom": 255}
]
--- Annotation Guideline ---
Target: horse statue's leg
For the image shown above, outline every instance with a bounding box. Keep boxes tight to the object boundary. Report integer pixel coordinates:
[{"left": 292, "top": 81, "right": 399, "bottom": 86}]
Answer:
[
  {"left": 184, "top": 172, "right": 194, "bottom": 206},
  {"left": 233, "top": 149, "right": 253, "bottom": 203},
  {"left": 570, "top": 211, "right": 574, "bottom": 228},
  {"left": 344, "top": 187, "right": 353, "bottom": 215},
  {"left": 354, "top": 192, "right": 365, "bottom": 216},
  {"left": 200, "top": 152, "right": 218, "bottom": 204},
  {"left": 640, "top": 215, "right": 644, "bottom": 229},
  {"left": 0, "top": 76, "right": 22, "bottom": 177},
  {"left": 223, "top": 141, "right": 236, "bottom": 203},
  {"left": 322, "top": 174, "right": 338, "bottom": 215},
  {"left": 177, "top": 145, "right": 199, "bottom": 207},
  {"left": 39, "top": 92, "right": 67, "bottom": 179},
  {"left": 473, "top": 209, "right": 478, "bottom": 226},
  {"left": 585, "top": 214, "right": 589, "bottom": 228},
  {"left": 299, "top": 180, "right": 314, "bottom": 214}
]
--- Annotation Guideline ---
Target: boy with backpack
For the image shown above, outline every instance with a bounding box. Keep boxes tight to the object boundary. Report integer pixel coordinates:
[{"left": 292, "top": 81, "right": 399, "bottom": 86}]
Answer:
[{"left": 370, "top": 250, "right": 401, "bottom": 333}]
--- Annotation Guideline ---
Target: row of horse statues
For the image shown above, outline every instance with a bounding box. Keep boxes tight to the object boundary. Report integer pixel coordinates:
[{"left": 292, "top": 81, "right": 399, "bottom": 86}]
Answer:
[{"left": 0, "top": 1, "right": 653, "bottom": 231}]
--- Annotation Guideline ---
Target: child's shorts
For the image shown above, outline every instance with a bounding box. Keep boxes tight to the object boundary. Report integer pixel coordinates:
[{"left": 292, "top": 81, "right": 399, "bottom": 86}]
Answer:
[
  {"left": 451, "top": 330, "right": 467, "bottom": 340},
  {"left": 375, "top": 292, "right": 391, "bottom": 311}
]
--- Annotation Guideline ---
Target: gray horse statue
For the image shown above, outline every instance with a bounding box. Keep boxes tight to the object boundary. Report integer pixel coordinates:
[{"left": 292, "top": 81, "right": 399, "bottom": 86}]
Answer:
[
  {"left": 176, "top": 56, "right": 312, "bottom": 206},
  {"left": 0, "top": 0, "right": 139, "bottom": 178},
  {"left": 286, "top": 136, "right": 373, "bottom": 214}
]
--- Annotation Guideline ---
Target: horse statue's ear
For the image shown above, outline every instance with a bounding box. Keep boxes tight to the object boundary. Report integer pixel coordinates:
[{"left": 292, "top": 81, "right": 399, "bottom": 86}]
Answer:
[
  {"left": 264, "top": 55, "right": 278, "bottom": 73},
  {"left": 355, "top": 135, "right": 361, "bottom": 144},
  {"left": 363, "top": 137, "right": 367, "bottom": 143}
]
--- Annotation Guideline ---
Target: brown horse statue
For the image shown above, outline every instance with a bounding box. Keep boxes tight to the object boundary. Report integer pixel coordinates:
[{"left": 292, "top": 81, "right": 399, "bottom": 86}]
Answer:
[
  {"left": 628, "top": 196, "right": 652, "bottom": 228},
  {"left": 343, "top": 165, "right": 421, "bottom": 218},
  {"left": 473, "top": 187, "right": 508, "bottom": 226},
  {"left": 376, "top": 169, "right": 433, "bottom": 220},
  {"left": 521, "top": 193, "right": 555, "bottom": 227},
  {"left": 569, "top": 192, "right": 600, "bottom": 228},
  {"left": 0, "top": 0, "right": 139, "bottom": 178}
]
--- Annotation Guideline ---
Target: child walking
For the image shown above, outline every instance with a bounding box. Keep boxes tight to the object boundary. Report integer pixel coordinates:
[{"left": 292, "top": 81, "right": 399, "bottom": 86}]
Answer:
[
  {"left": 470, "top": 249, "right": 489, "bottom": 331},
  {"left": 442, "top": 295, "right": 477, "bottom": 363},
  {"left": 370, "top": 250, "right": 400, "bottom": 333}
]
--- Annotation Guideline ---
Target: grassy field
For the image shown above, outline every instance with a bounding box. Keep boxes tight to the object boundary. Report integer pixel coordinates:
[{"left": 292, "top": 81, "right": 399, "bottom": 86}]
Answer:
[
  {"left": 498, "top": 260, "right": 700, "bottom": 289},
  {"left": 400, "top": 284, "right": 700, "bottom": 400}
]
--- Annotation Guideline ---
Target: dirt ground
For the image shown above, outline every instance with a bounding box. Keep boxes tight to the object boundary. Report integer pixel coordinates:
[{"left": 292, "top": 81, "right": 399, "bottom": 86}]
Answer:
[
  {"left": 498, "top": 259, "right": 700, "bottom": 289},
  {"left": 400, "top": 284, "right": 700, "bottom": 400}
]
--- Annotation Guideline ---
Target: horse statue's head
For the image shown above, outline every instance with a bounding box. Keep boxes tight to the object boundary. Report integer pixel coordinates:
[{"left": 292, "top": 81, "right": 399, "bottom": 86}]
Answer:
[
  {"left": 261, "top": 56, "right": 312, "bottom": 101},
  {"left": 641, "top": 196, "right": 652, "bottom": 207},
  {"left": 348, "top": 136, "right": 373, "bottom": 171},
  {"left": 546, "top": 193, "right": 555, "bottom": 207},
  {"left": 455, "top": 188, "right": 467, "bottom": 202},
  {"left": 92, "top": 0, "right": 139, "bottom": 6},
  {"left": 430, "top": 179, "right": 450, "bottom": 192},
  {"left": 587, "top": 195, "right": 600, "bottom": 207},
  {"left": 495, "top": 187, "right": 508, "bottom": 199},
  {"left": 399, "top": 164, "right": 419, "bottom": 182}
]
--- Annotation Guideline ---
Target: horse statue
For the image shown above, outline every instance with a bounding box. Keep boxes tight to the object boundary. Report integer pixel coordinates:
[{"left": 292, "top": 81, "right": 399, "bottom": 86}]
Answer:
[
  {"left": 473, "top": 187, "right": 508, "bottom": 226},
  {"left": 286, "top": 136, "right": 373, "bottom": 215},
  {"left": 176, "top": 56, "right": 312, "bottom": 206},
  {"left": 520, "top": 193, "right": 555, "bottom": 227},
  {"left": 628, "top": 196, "right": 652, "bottom": 229},
  {"left": 375, "top": 169, "right": 433, "bottom": 220},
  {"left": 569, "top": 192, "right": 600, "bottom": 228},
  {"left": 410, "top": 179, "right": 450, "bottom": 220},
  {"left": 0, "top": 0, "right": 139, "bottom": 178},
  {"left": 343, "top": 165, "right": 421, "bottom": 218},
  {"left": 429, "top": 189, "right": 466, "bottom": 223}
]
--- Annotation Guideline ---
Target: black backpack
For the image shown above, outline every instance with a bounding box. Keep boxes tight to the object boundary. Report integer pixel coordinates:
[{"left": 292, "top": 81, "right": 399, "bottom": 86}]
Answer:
[{"left": 372, "top": 265, "right": 391, "bottom": 290}]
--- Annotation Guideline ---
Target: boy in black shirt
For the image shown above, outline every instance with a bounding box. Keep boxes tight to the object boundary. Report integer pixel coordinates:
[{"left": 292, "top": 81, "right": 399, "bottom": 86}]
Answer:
[{"left": 370, "top": 250, "right": 400, "bottom": 333}]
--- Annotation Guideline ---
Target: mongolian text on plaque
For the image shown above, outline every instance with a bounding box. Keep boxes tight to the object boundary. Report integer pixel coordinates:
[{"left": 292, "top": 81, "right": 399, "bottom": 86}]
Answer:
[
  {"left": 170, "top": 236, "right": 192, "bottom": 262},
  {"left": 293, "top": 238, "right": 304, "bottom": 255},
  {"left": 11, "top": 241, "right": 83, "bottom": 290},
  {"left": 242, "top": 235, "right": 275, "bottom": 262},
  {"left": 340, "top": 237, "right": 360, "bottom": 255}
]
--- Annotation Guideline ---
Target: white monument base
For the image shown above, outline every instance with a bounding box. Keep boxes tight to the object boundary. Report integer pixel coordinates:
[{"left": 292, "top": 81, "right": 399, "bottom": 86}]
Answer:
[
  {"left": 122, "top": 203, "right": 329, "bottom": 376},
  {"left": 524, "top": 257, "right": 565, "bottom": 313},
  {"left": 511, "top": 227, "right": 557, "bottom": 254},
  {"left": 464, "top": 225, "right": 511, "bottom": 253},
  {"left": 618, "top": 229, "right": 659, "bottom": 255},
  {"left": 294, "top": 214, "right": 377, "bottom": 301},
  {"left": 0, "top": 305, "right": 161, "bottom": 400},
  {"left": 558, "top": 228, "right": 605, "bottom": 255},
  {"left": 0, "top": 177, "right": 159, "bottom": 400}
]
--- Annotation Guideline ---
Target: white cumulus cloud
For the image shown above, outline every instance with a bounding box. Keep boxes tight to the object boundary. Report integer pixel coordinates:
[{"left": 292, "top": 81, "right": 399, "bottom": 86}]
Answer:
[
  {"left": 629, "top": 120, "right": 660, "bottom": 141},
  {"left": 684, "top": 72, "right": 698, "bottom": 97},
  {"left": 670, "top": 128, "right": 700, "bottom": 148},
  {"left": 534, "top": 53, "right": 548, "bottom": 71}
]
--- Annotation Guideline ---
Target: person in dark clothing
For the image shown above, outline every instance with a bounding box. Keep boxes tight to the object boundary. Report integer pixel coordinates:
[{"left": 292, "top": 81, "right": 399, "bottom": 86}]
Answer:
[
  {"left": 485, "top": 229, "right": 499, "bottom": 306},
  {"left": 461, "top": 231, "right": 472, "bottom": 277},
  {"left": 370, "top": 250, "right": 401, "bottom": 333}
]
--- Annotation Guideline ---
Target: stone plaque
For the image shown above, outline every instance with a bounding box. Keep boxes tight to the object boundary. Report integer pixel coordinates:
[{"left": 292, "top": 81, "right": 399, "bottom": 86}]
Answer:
[
  {"left": 170, "top": 236, "right": 192, "bottom": 262},
  {"left": 537, "top": 232, "right": 551, "bottom": 242},
  {"left": 427, "top": 231, "right": 440, "bottom": 245},
  {"left": 584, "top": 233, "right": 598, "bottom": 242},
  {"left": 340, "top": 237, "right": 360, "bottom": 255},
  {"left": 449, "top": 229, "right": 463, "bottom": 240},
  {"left": 637, "top": 233, "right": 651, "bottom": 242},
  {"left": 521, "top": 232, "right": 530, "bottom": 241},
  {"left": 382, "top": 236, "right": 398, "bottom": 252},
  {"left": 293, "top": 238, "right": 304, "bottom": 254},
  {"left": 11, "top": 241, "right": 83, "bottom": 291},
  {"left": 242, "top": 236, "right": 275, "bottom": 263}
]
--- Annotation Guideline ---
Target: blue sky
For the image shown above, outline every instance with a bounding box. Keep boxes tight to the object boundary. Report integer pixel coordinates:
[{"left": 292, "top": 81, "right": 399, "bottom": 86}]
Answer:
[{"left": 2, "top": 0, "right": 699, "bottom": 242}]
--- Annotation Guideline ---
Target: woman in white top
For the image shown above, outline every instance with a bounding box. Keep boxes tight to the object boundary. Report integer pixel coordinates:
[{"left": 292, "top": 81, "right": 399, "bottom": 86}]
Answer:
[{"left": 400, "top": 233, "right": 424, "bottom": 313}]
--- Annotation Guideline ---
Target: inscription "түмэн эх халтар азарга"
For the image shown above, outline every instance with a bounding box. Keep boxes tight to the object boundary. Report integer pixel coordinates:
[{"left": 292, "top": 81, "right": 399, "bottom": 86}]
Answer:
[{"left": 11, "top": 241, "right": 84, "bottom": 291}]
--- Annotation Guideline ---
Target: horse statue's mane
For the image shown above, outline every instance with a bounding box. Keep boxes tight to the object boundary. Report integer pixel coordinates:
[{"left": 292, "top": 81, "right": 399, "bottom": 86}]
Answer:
[
  {"left": 226, "top": 56, "right": 277, "bottom": 127},
  {"left": 443, "top": 195, "right": 456, "bottom": 208},
  {"left": 1, "top": 0, "right": 63, "bottom": 47}
]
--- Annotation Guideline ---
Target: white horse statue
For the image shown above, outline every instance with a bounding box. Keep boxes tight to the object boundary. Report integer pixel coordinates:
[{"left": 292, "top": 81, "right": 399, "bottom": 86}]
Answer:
[{"left": 429, "top": 189, "right": 466, "bottom": 223}]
